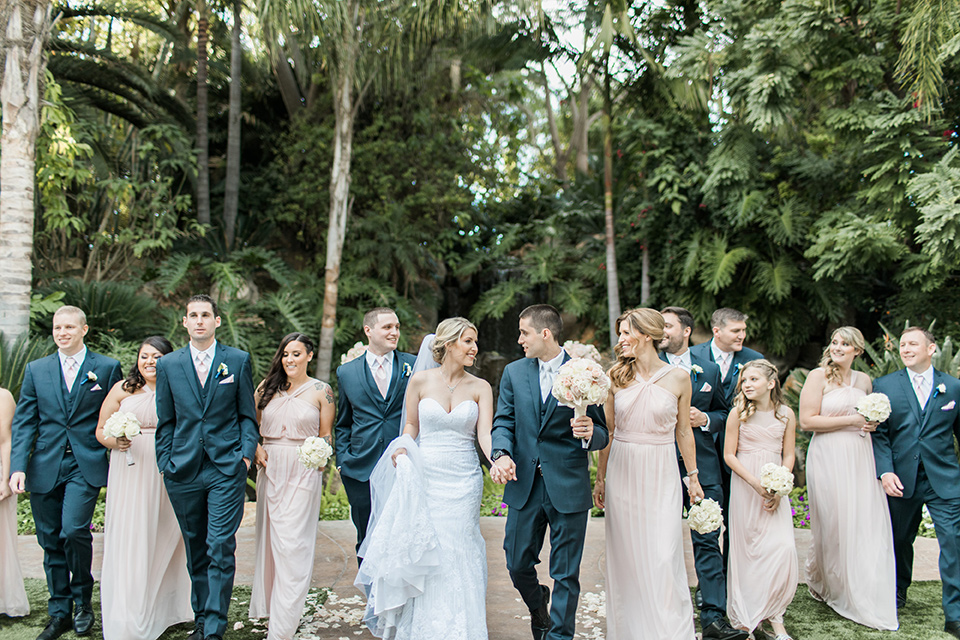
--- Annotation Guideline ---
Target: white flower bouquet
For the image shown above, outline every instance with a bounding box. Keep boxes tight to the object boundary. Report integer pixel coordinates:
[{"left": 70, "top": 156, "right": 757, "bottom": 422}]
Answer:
[
  {"left": 552, "top": 358, "right": 611, "bottom": 448},
  {"left": 759, "top": 462, "right": 794, "bottom": 497},
  {"left": 855, "top": 392, "right": 891, "bottom": 437},
  {"left": 562, "top": 341, "right": 603, "bottom": 364},
  {"left": 341, "top": 342, "right": 367, "bottom": 365},
  {"left": 103, "top": 411, "right": 142, "bottom": 466},
  {"left": 297, "top": 436, "right": 333, "bottom": 471},
  {"left": 687, "top": 498, "right": 723, "bottom": 534}
]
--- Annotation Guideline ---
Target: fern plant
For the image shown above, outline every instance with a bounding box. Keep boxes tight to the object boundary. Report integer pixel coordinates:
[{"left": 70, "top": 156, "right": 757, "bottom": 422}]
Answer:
[{"left": 0, "top": 333, "right": 55, "bottom": 401}]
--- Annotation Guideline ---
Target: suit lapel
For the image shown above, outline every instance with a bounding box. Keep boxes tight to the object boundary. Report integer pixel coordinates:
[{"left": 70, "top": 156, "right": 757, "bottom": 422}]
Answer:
[
  {"left": 384, "top": 351, "right": 406, "bottom": 408},
  {"left": 202, "top": 344, "right": 226, "bottom": 414},
  {"left": 526, "top": 358, "right": 542, "bottom": 425},
  {"left": 47, "top": 355, "right": 68, "bottom": 416},
  {"left": 358, "top": 356, "right": 384, "bottom": 408},
  {"left": 920, "top": 369, "right": 942, "bottom": 430},
  {"left": 66, "top": 353, "right": 95, "bottom": 422},
  {"left": 179, "top": 349, "right": 203, "bottom": 406},
  {"left": 897, "top": 369, "right": 922, "bottom": 426}
]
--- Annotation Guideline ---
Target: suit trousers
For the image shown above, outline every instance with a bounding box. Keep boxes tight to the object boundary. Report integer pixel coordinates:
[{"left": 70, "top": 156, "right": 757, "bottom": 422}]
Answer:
[
  {"left": 30, "top": 452, "right": 100, "bottom": 617},
  {"left": 504, "top": 472, "right": 588, "bottom": 640},
  {"left": 889, "top": 463, "right": 960, "bottom": 622},
  {"left": 689, "top": 479, "right": 726, "bottom": 626},
  {"left": 164, "top": 457, "right": 246, "bottom": 638},
  {"left": 341, "top": 474, "right": 372, "bottom": 562}
]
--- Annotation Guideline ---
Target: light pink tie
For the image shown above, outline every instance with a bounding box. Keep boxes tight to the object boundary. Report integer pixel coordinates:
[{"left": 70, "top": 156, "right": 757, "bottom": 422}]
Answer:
[
  {"left": 64, "top": 357, "right": 78, "bottom": 391},
  {"left": 197, "top": 353, "right": 209, "bottom": 387},
  {"left": 375, "top": 359, "right": 389, "bottom": 398},
  {"left": 719, "top": 353, "right": 731, "bottom": 379},
  {"left": 914, "top": 374, "right": 928, "bottom": 407}
]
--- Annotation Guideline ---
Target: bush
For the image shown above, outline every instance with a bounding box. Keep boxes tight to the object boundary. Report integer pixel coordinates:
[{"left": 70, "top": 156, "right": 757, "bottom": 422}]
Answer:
[
  {"left": 320, "top": 476, "right": 351, "bottom": 521},
  {"left": 0, "top": 333, "right": 54, "bottom": 401},
  {"left": 789, "top": 486, "right": 810, "bottom": 529},
  {"left": 480, "top": 469, "right": 508, "bottom": 517},
  {"left": 16, "top": 489, "right": 107, "bottom": 535}
]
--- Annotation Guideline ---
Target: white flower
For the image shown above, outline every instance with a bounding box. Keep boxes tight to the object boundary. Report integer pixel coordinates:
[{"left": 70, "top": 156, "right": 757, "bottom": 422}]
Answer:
[
  {"left": 217, "top": 362, "right": 229, "bottom": 378},
  {"left": 759, "top": 462, "right": 794, "bottom": 496},
  {"left": 297, "top": 436, "right": 333, "bottom": 470},
  {"left": 855, "top": 392, "right": 892, "bottom": 423},
  {"left": 562, "top": 341, "right": 604, "bottom": 364},
  {"left": 687, "top": 498, "right": 723, "bottom": 534},
  {"left": 85, "top": 371, "right": 98, "bottom": 383},
  {"left": 691, "top": 364, "right": 703, "bottom": 374},
  {"left": 102, "top": 411, "right": 142, "bottom": 439},
  {"left": 551, "top": 358, "right": 611, "bottom": 423},
  {"left": 340, "top": 342, "right": 367, "bottom": 365},
  {"left": 937, "top": 383, "right": 947, "bottom": 396}
]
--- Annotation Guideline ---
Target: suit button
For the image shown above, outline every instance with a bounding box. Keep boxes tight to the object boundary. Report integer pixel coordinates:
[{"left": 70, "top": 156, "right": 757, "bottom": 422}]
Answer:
[
  {"left": 537, "top": 438, "right": 543, "bottom": 443},
  {"left": 379, "top": 438, "right": 383, "bottom": 443},
  {"left": 200, "top": 438, "right": 204, "bottom": 444}
]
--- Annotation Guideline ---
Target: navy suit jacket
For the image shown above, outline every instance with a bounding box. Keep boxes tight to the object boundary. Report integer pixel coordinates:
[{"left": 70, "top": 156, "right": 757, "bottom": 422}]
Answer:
[
  {"left": 155, "top": 343, "right": 259, "bottom": 483},
  {"left": 689, "top": 340, "right": 764, "bottom": 405},
  {"left": 872, "top": 368, "right": 960, "bottom": 500},
  {"left": 334, "top": 350, "right": 417, "bottom": 483},
  {"left": 659, "top": 351, "right": 728, "bottom": 485},
  {"left": 11, "top": 350, "right": 122, "bottom": 493},
  {"left": 492, "top": 354, "right": 608, "bottom": 514}
]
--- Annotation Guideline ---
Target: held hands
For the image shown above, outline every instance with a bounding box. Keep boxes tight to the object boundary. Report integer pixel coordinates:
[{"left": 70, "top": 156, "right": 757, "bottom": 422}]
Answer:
[
  {"left": 9, "top": 472, "right": 26, "bottom": 495},
  {"left": 593, "top": 478, "right": 605, "bottom": 510},
  {"left": 491, "top": 455, "right": 517, "bottom": 484},
  {"left": 0, "top": 481, "right": 11, "bottom": 501},
  {"left": 570, "top": 416, "right": 594, "bottom": 441},
  {"left": 881, "top": 472, "right": 904, "bottom": 498},
  {"left": 392, "top": 447, "right": 408, "bottom": 467}
]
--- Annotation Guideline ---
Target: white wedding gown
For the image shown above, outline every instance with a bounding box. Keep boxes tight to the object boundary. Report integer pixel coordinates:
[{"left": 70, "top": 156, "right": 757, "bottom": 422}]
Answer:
[{"left": 357, "top": 398, "right": 487, "bottom": 640}]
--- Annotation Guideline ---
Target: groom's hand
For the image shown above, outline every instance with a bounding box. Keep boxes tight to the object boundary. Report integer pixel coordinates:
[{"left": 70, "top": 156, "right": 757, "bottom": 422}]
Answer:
[
  {"left": 881, "top": 472, "right": 904, "bottom": 497},
  {"left": 9, "top": 472, "right": 26, "bottom": 495},
  {"left": 492, "top": 456, "right": 517, "bottom": 484},
  {"left": 570, "top": 416, "right": 594, "bottom": 440}
]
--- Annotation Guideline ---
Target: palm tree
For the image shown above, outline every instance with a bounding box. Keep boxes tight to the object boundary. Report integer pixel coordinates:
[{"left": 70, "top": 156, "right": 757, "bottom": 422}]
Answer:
[
  {"left": 0, "top": 0, "right": 54, "bottom": 344},
  {"left": 222, "top": 0, "right": 243, "bottom": 248},
  {"left": 195, "top": 0, "right": 211, "bottom": 225}
]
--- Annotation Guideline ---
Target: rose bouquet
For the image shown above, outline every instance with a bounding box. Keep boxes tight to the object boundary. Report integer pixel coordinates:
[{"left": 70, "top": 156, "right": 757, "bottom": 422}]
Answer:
[
  {"left": 552, "top": 358, "right": 611, "bottom": 448},
  {"left": 297, "top": 436, "right": 333, "bottom": 471},
  {"left": 687, "top": 498, "right": 723, "bottom": 534},
  {"left": 562, "top": 341, "right": 604, "bottom": 364},
  {"left": 855, "top": 392, "right": 891, "bottom": 437},
  {"left": 341, "top": 342, "right": 367, "bottom": 365},
  {"left": 103, "top": 411, "right": 142, "bottom": 466},
  {"left": 759, "top": 463, "right": 794, "bottom": 497}
]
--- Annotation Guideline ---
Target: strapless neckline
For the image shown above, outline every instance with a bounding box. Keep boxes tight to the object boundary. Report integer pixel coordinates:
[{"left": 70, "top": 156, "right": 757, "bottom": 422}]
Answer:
[{"left": 419, "top": 397, "right": 478, "bottom": 415}]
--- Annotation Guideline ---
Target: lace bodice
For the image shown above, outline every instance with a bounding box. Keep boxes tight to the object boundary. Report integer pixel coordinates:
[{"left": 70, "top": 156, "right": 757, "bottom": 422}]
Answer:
[{"left": 417, "top": 398, "right": 479, "bottom": 450}]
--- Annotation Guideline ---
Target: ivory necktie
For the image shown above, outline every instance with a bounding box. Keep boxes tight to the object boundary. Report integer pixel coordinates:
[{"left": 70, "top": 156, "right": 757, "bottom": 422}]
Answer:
[
  {"left": 375, "top": 359, "right": 389, "bottom": 398},
  {"left": 914, "top": 373, "right": 928, "bottom": 407},
  {"left": 540, "top": 364, "right": 554, "bottom": 402},
  {"left": 64, "top": 357, "right": 78, "bottom": 392},
  {"left": 197, "top": 353, "right": 209, "bottom": 387},
  {"left": 719, "top": 353, "right": 731, "bottom": 379}
]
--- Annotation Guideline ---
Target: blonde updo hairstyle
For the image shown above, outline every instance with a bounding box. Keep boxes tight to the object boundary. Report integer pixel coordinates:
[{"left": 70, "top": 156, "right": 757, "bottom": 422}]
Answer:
[
  {"left": 733, "top": 359, "right": 786, "bottom": 424},
  {"left": 818, "top": 326, "right": 866, "bottom": 385},
  {"left": 609, "top": 308, "right": 665, "bottom": 389},
  {"left": 431, "top": 317, "right": 478, "bottom": 364}
]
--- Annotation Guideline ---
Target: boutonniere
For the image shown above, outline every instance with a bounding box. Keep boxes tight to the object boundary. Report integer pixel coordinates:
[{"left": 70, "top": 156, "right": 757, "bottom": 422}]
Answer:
[
  {"left": 691, "top": 364, "right": 703, "bottom": 382},
  {"left": 735, "top": 362, "right": 745, "bottom": 374},
  {"left": 402, "top": 363, "right": 413, "bottom": 377},
  {"left": 935, "top": 383, "right": 947, "bottom": 398},
  {"left": 81, "top": 371, "right": 97, "bottom": 385},
  {"left": 216, "top": 363, "right": 229, "bottom": 379}
]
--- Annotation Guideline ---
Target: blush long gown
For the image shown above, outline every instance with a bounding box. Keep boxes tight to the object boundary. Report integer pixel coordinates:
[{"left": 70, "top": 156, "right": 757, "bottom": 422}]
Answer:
[
  {"left": 604, "top": 365, "right": 696, "bottom": 640},
  {"left": 0, "top": 460, "right": 29, "bottom": 618},
  {"left": 805, "top": 380, "right": 898, "bottom": 630}
]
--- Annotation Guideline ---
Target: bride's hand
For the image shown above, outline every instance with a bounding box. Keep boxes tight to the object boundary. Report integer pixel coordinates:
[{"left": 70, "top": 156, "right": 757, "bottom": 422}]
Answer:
[{"left": 392, "top": 448, "right": 408, "bottom": 466}]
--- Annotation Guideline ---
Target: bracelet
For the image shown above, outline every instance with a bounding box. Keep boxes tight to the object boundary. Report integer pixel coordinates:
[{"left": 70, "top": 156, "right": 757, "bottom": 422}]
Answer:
[{"left": 686, "top": 469, "right": 699, "bottom": 477}]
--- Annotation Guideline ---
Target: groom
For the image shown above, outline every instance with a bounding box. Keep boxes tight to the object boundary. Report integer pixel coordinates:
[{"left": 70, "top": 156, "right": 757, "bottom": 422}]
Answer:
[
  {"left": 335, "top": 307, "right": 415, "bottom": 562},
  {"left": 155, "top": 294, "right": 259, "bottom": 640},
  {"left": 9, "top": 305, "right": 121, "bottom": 640},
  {"left": 872, "top": 326, "right": 960, "bottom": 638},
  {"left": 492, "top": 304, "right": 608, "bottom": 640}
]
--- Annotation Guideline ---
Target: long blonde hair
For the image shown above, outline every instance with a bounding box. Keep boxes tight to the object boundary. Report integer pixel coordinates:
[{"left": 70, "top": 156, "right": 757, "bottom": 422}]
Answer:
[
  {"left": 608, "top": 308, "right": 665, "bottom": 389},
  {"left": 818, "top": 326, "right": 865, "bottom": 385},
  {"left": 733, "top": 359, "right": 786, "bottom": 423}
]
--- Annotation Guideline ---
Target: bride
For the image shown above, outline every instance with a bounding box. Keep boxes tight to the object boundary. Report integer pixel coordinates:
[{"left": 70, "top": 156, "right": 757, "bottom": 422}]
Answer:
[{"left": 356, "top": 317, "right": 494, "bottom": 640}]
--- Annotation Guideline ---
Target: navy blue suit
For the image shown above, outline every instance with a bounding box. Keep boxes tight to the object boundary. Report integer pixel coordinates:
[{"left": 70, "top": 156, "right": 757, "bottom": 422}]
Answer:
[
  {"left": 492, "top": 354, "right": 608, "bottom": 640},
  {"left": 872, "top": 368, "right": 960, "bottom": 622},
  {"left": 660, "top": 350, "right": 729, "bottom": 626},
  {"left": 334, "top": 350, "right": 416, "bottom": 555},
  {"left": 155, "top": 342, "right": 259, "bottom": 638},
  {"left": 10, "top": 350, "right": 121, "bottom": 617}
]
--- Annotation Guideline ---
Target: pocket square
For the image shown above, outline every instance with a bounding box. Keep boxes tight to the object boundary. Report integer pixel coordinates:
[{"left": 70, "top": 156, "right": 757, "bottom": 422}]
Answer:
[
  {"left": 219, "top": 374, "right": 235, "bottom": 385},
  {"left": 943, "top": 400, "right": 956, "bottom": 411},
  {"left": 90, "top": 384, "right": 102, "bottom": 391},
  {"left": 700, "top": 382, "right": 712, "bottom": 392}
]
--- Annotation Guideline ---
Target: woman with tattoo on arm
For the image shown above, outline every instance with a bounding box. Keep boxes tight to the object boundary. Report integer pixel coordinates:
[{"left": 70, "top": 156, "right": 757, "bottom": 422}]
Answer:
[{"left": 249, "top": 333, "right": 335, "bottom": 640}]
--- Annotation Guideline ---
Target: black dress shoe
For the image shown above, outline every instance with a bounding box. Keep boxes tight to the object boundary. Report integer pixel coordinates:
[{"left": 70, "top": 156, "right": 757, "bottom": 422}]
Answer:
[
  {"left": 204, "top": 635, "right": 223, "bottom": 640},
  {"left": 530, "top": 584, "right": 550, "bottom": 640},
  {"left": 945, "top": 621, "right": 960, "bottom": 639},
  {"left": 186, "top": 622, "right": 204, "bottom": 640},
  {"left": 896, "top": 589, "right": 907, "bottom": 609},
  {"left": 702, "top": 618, "right": 750, "bottom": 640},
  {"left": 73, "top": 604, "right": 94, "bottom": 636},
  {"left": 36, "top": 616, "right": 71, "bottom": 640}
]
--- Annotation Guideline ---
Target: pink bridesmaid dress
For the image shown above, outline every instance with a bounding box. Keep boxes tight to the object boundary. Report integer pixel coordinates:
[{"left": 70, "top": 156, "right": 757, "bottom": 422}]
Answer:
[
  {"left": 0, "top": 461, "right": 30, "bottom": 618},
  {"left": 249, "top": 380, "right": 324, "bottom": 640},
  {"left": 605, "top": 365, "right": 696, "bottom": 640},
  {"left": 727, "top": 409, "right": 798, "bottom": 632},
  {"left": 805, "top": 380, "right": 898, "bottom": 629},
  {"left": 100, "top": 387, "right": 193, "bottom": 640}
]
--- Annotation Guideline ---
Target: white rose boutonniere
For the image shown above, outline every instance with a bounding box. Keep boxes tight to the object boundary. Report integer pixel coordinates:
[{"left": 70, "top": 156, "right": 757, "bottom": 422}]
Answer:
[
  {"left": 690, "top": 364, "right": 703, "bottom": 381},
  {"left": 402, "top": 363, "right": 413, "bottom": 377},
  {"left": 935, "top": 383, "right": 947, "bottom": 398},
  {"left": 82, "top": 371, "right": 98, "bottom": 385},
  {"left": 217, "top": 363, "right": 229, "bottom": 379}
]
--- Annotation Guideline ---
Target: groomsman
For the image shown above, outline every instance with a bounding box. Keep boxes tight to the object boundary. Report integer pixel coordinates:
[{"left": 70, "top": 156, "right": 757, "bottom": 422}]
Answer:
[
  {"left": 659, "top": 307, "right": 745, "bottom": 640},
  {"left": 9, "top": 306, "right": 122, "bottom": 640},
  {"left": 872, "top": 327, "right": 960, "bottom": 638},
  {"left": 335, "top": 307, "right": 415, "bottom": 561},
  {"left": 491, "top": 304, "right": 608, "bottom": 640},
  {"left": 155, "top": 295, "right": 259, "bottom": 640}
]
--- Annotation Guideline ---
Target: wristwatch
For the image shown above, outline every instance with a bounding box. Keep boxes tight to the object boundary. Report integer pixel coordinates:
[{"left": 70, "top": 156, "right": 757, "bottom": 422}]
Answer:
[{"left": 491, "top": 449, "right": 507, "bottom": 461}]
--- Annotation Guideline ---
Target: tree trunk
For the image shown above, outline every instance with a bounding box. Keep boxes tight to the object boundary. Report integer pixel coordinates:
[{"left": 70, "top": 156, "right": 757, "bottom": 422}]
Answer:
[
  {"left": 0, "top": 0, "right": 53, "bottom": 345},
  {"left": 640, "top": 246, "right": 650, "bottom": 304},
  {"left": 195, "top": 0, "right": 210, "bottom": 226},
  {"left": 315, "top": 1, "right": 361, "bottom": 382},
  {"left": 222, "top": 0, "right": 242, "bottom": 249},
  {"left": 602, "top": 54, "right": 621, "bottom": 348}
]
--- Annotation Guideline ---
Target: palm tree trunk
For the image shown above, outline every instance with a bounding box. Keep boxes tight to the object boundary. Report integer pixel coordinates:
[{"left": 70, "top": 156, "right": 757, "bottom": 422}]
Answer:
[
  {"left": 602, "top": 53, "right": 621, "bottom": 348},
  {"left": 223, "top": 0, "right": 242, "bottom": 248},
  {"left": 0, "top": 0, "right": 53, "bottom": 345},
  {"left": 195, "top": 0, "right": 210, "bottom": 226}
]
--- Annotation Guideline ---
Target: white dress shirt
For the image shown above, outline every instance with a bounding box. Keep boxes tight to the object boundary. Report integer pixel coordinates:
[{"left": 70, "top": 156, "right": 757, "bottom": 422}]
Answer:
[
  {"left": 59, "top": 346, "right": 88, "bottom": 392},
  {"left": 366, "top": 349, "right": 394, "bottom": 381},
  {"left": 667, "top": 349, "right": 710, "bottom": 432},
  {"left": 710, "top": 341, "right": 734, "bottom": 379},
  {"left": 539, "top": 349, "right": 566, "bottom": 402},
  {"left": 190, "top": 341, "right": 217, "bottom": 383},
  {"left": 910, "top": 365, "right": 934, "bottom": 408}
]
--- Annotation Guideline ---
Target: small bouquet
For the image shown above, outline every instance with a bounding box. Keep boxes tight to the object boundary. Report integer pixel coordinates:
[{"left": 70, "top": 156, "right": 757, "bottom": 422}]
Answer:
[
  {"left": 562, "top": 341, "right": 604, "bottom": 364},
  {"left": 297, "top": 436, "right": 333, "bottom": 471},
  {"left": 759, "top": 463, "right": 794, "bottom": 497},
  {"left": 341, "top": 342, "right": 367, "bottom": 365},
  {"left": 687, "top": 498, "right": 723, "bottom": 534},
  {"left": 552, "top": 358, "right": 611, "bottom": 448},
  {"left": 103, "top": 411, "right": 142, "bottom": 466},
  {"left": 854, "top": 392, "right": 891, "bottom": 438}
]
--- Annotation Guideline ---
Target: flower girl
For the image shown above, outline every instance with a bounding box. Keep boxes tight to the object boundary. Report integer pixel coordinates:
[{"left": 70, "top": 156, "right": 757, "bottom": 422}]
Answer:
[{"left": 723, "top": 360, "right": 798, "bottom": 640}]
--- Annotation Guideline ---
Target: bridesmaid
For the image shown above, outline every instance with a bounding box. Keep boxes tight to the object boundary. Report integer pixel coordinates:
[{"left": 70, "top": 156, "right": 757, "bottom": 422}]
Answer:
[
  {"left": 593, "top": 308, "right": 702, "bottom": 640},
  {"left": 249, "top": 333, "right": 334, "bottom": 640},
  {"left": 724, "top": 360, "right": 798, "bottom": 640},
  {"left": 96, "top": 336, "right": 193, "bottom": 640},
  {"left": 1, "top": 386, "right": 29, "bottom": 618},
  {"left": 799, "top": 327, "right": 897, "bottom": 629}
]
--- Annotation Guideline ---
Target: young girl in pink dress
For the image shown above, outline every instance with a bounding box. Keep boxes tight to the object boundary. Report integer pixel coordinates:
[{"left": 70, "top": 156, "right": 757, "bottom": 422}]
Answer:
[{"left": 724, "top": 360, "right": 798, "bottom": 640}]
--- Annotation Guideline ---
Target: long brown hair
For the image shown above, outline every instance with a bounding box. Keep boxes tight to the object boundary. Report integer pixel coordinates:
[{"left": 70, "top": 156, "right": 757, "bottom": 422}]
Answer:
[
  {"left": 818, "top": 326, "right": 865, "bottom": 385},
  {"left": 259, "top": 333, "right": 315, "bottom": 410},
  {"left": 733, "top": 359, "right": 786, "bottom": 423},
  {"left": 608, "top": 308, "right": 665, "bottom": 389},
  {"left": 122, "top": 336, "right": 174, "bottom": 393}
]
